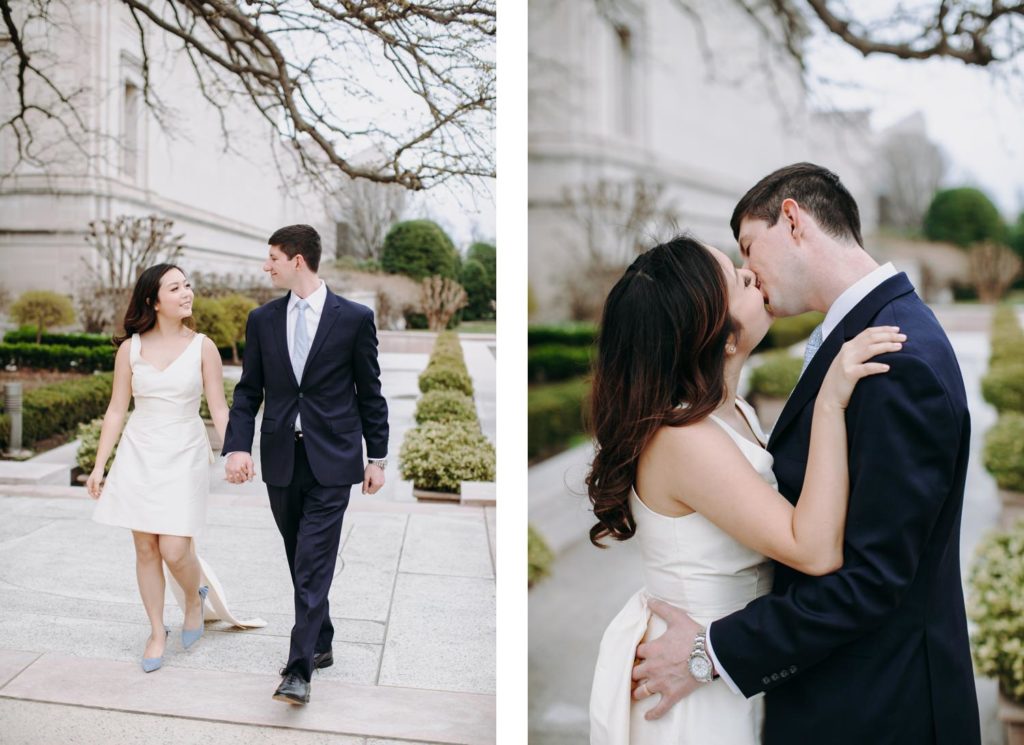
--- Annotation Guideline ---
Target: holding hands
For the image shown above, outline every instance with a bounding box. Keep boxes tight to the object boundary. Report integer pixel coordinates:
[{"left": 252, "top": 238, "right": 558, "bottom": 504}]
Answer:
[{"left": 225, "top": 452, "right": 255, "bottom": 484}]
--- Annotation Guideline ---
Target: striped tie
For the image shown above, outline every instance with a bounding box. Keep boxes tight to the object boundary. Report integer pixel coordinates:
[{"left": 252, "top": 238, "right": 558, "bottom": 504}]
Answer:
[
  {"left": 800, "top": 324, "right": 824, "bottom": 376},
  {"left": 291, "top": 298, "right": 310, "bottom": 382}
]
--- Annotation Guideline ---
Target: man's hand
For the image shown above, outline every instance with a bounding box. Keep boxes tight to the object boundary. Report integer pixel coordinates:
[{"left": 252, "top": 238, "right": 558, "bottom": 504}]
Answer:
[
  {"left": 632, "top": 598, "right": 705, "bottom": 720},
  {"left": 225, "top": 452, "right": 255, "bottom": 484},
  {"left": 362, "top": 463, "right": 385, "bottom": 495}
]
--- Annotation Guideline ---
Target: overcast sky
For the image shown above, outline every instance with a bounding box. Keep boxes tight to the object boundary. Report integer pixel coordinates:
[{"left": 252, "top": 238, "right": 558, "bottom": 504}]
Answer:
[{"left": 804, "top": 11, "right": 1024, "bottom": 220}]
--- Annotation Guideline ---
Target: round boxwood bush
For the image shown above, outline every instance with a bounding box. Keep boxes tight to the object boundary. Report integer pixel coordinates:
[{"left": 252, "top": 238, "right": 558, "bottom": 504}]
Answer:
[
  {"left": 381, "top": 220, "right": 459, "bottom": 280},
  {"left": 748, "top": 352, "right": 803, "bottom": 399},
  {"left": 399, "top": 421, "right": 495, "bottom": 493},
  {"left": 924, "top": 187, "right": 1006, "bottom": 248},
  {"left": 76, "top": 418, "right": 118, "bottom": 474},
  {"left": 981, "top": 363, "right": 1024, "bottom": 414},
  {"left": 968, "top": 521, "right": 1024, "bottom": 702},
  {"left": 415, "top": 389, "right": 478, "bottom": 425},
  {"left": 419, "top": 363, "right": 474, "bottom": 396},
  {"left": 991, "top": 336, "right": 1024, "bottom": 368},
  {"left": 983, "top": 414, "right": 1024, "bottom": 492}
]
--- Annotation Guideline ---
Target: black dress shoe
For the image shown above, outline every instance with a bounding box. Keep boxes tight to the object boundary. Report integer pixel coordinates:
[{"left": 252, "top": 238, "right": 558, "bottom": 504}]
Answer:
[
  {"left": 313, "top": 649, "right": 334, "bottom": 670},
  {"left": 273, "top": 673, "right": 310, "bottom": 705}
]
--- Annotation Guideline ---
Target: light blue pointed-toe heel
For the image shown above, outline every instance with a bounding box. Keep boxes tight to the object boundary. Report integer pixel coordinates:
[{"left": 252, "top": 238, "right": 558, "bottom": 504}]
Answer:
[
  {"left": 182, "top": 585, "right": 209, "bottom": 650},
  {"left": 142, "top": 626, "right": 169, "bottom": 673}
]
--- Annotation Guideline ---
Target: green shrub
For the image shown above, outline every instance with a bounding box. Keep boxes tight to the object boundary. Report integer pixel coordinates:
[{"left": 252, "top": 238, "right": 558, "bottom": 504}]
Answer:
[
  {"left": 3, "top": 327, "right": 110, "bottom": 348},
  {"left": 0, "top": 343, "right": 116, "bottom": 372},
  {"left": 10, "top": 290, "right": 75, "bottom": 343},
  {"left": 419, "top": 363, "right": 474, "bottom": 396},
  {"left": 529, "top": 525, "right": 555, "bottom": 587},
  {"left": 528, "top": 324, "right": 597, "bottom": 348},
  {"left": 924, "top": 188, "right": 1006, "bottom": 248},
  {"left": 968, "top": 520, "right": 1024, "bottom": 702},
  {"left": 190, "top": 296, "right": 233, "bottom": 348},
  {"left": 528, "top": 345, "right": 592, "bottom": 383},
  {"left": 992, "top": 306, "right": 1023, "bottom": 339},
  {"left": 415, "top": 389, "right": 478, "bottom": 425},
  {"left": 749, "top": 352, "right": 803, "bottom": 399},
  {"left": 983, "top": 414, "right": 1024, "bottom": 492},
  {"left": 528, "top": 378, "right": 589, "bottom": 461},
  {"left": 199, "top": 380, "right": 237, "bottom": 420},
  {"left": 218, "top": 294, "right": 258, "bottom": 364},
  {"left": 399, "top": 421, "right": 495, "bottom": 493},
  {"left": 981, "top": 363, "right": 1024, "bottom": 413},
  {"left": 0, "top": 374, "right": 114, "bottom": 450},
  {"left": 761, "top": 312, "right": 825, "bottom": 350},
  {"left": 75, "top": 417, "right": 118, "bottom": 474},
  {"left": 381, "top": 220, "right": 460, "bottom": 280},
  {"left": 990, "top": 336, "right": 1024, "bottom": 368}
]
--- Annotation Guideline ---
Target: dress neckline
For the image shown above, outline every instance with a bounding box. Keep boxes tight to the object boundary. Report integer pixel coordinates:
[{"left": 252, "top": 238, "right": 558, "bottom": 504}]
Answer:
[
  {"left": 708, "top": 400, "right": 767, "bottom": 450},
  {"left": 136, "top": 332, "right": 201, "bottom": 373}
]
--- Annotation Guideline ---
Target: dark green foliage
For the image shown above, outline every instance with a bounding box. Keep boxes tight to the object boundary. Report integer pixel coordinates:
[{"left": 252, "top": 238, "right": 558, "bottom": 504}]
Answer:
[
  {"left": 381, "top": 220, "right": 459, "bottom": 280},
  {"left": 461, "top": 259, "right": 493, "bottom": 320},
  {"left": 4, "top": 327, "right": 111, "bottom": 348},
  {"left": 0, "top": 374, "right": 114, "bottom": 449},
  {"left": 527, "top": 324, "right": 597, "bottom": 348},
  {"left": 0, "top": 343, "right": 116, "bottom": 372},
  {"left": 528, "top": 345, "right": 592, "bottom": 383},
  {"left": 756, "top": 312, "right": 825, "bottom": 352},
  {"left": 527, "top": 378, "right": 589, "bottom": 461},
  {"left": 923, "top": 188, "right": 1006, "bottom": 248},
  {"left": 981, "top": 363, "right": 1024, "bottom": 413},
  {"left": 983, "top": 414, "right": 1024, "bottom": 492},
  {"left": 749, "top": 353, "right": 803, "bottom": 399}
]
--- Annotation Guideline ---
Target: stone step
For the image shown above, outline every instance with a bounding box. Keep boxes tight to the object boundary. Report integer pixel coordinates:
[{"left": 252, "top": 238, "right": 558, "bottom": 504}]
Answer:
[
  {"left": 0, "top": 651, "right": 494, "bottom": 744},
  {"left": 0, "top": 461, "right": 70, "bottom": 485}
]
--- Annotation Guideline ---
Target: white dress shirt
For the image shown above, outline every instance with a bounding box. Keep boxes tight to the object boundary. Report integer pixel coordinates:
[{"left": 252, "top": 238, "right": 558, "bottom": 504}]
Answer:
[
  {"left": 707, "top": 261, "right": 899, "bottom": 695},
  {"left": 289, "top": 280, "right": 327, "bottom": 432}
]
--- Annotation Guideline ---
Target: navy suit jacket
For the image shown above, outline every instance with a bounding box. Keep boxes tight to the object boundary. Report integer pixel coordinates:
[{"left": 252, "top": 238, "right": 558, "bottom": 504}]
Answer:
[
  {"left": 222, "top": 287, "right": 389, "bottom": 488},
  {"left": 712, "top": 274, "right": 980, "bottom": 744}
]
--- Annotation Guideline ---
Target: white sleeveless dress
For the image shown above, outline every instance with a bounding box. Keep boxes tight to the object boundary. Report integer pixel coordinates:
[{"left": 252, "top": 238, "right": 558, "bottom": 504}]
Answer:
[
  {"left": 93, "top": 333, "right": 212, "bottom": 537},
  {"left": 590, "top": 399, "right": 776, "bottom": 745}
]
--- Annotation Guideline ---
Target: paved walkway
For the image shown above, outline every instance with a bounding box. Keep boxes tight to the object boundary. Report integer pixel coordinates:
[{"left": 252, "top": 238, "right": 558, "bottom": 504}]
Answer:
[
  {"left": 0, "top": 334, "right": 496, "bottom": 744},
  {"left": 528, "top": 304, "right": 1010, "bottom": 744}
]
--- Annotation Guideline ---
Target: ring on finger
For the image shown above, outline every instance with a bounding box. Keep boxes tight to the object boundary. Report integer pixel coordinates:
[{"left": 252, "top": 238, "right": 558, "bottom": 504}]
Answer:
[{"left": 641, "top": 681, "right": 651, "bottom": 697}]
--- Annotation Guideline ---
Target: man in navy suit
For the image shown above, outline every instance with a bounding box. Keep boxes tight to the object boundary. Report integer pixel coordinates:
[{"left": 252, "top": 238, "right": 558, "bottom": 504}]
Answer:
[
  {"left": 632, "top": 164, "right": 980, "bottom": 743},
  {"left": 224, "top": 224, "right": 389, "bottom": 705}
]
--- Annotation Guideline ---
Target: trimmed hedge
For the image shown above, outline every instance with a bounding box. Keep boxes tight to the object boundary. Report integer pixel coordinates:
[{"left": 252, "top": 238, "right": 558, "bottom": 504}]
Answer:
[
  {"left": 199, "top": 380, "right": 237, "bottom": 420},
  {"left": 0, "top": 373, "right": 114, "bottom": 450},
  {"left": 755, "top": 312, "right": 824, "bottom": 352},
  {"left": 399, "top": 421, "right": 496, "bottom": 493},
  {"left": 528, "top": 377, "right": 589, "bottom": 461},
  {"left": 983, "top": 414, "right": 1024, "bottom": 492},
  {"left": 415, "top": 389, "right": 478, "bottom": 425},
  {"left": 748, "top": 352, "right": 803, "bottom": 399},
  {"left": 4, "top": 327, "right": 111, "bottom": 348},
  {"left": 418, "top": 331, "right": 474, "bottom": 396},
  {"left": 528, "top": 324, "right": 597, "bottom": 349},
  {"left": 528, "top": 345, "right": 592, "bottom": 383},
  {"left": 981, "top": 363, "right": 1024, "bottom": 414},
  {"left": 0, "top": 343, "right": 116, "bottom": 372}
]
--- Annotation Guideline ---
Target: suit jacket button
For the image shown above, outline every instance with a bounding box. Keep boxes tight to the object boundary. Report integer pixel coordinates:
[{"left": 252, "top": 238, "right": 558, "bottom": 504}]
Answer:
[
  {"left": 762, "top": 676, "right": 771, "bottom": 685},
  {"left": 771, "top": 673, "right": 779, "bottom": 681},
  {"left": 780, "top": 670, "right": 788, "bottom": 678},
  {"left": 298, "top": 392, "right": 304, "bottom": 399},
  {"left": 789, "top": 665, "right": 797, "bottom": 673}
]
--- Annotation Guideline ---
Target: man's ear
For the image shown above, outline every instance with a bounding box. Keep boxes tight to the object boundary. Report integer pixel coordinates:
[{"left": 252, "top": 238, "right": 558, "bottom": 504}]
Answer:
[{"left": 780, "top": 198, "right": 803, "bottom": 242}]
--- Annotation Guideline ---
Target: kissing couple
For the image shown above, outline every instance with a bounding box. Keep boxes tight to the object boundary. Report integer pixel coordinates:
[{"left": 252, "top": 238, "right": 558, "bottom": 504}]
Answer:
[{"left": 587, "top": 164, "right": 980, "bottom": 744}]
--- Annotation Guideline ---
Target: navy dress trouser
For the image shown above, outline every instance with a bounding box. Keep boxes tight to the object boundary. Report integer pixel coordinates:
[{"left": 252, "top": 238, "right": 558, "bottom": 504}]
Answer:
[{"left": 266, "top": 439, "right": 351, "bottom": 681}]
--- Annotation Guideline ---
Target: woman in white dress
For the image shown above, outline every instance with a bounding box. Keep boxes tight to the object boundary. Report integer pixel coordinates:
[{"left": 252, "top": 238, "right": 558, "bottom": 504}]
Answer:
[
  {"left": 587, "top": 237, "right": 905, "bottom": 744},
  {"left": 88, "top": 264, "right": 262, "bottom": 672}
]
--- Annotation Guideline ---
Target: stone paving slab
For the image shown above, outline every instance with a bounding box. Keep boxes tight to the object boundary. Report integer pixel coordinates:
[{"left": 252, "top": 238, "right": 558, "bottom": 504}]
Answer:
[
  {"left": 0, "top": 653, "right": 495, "bottom": 744},
  {"left": 399, "top": 513, "right": 494, "bottom": 579},
  {"left": 378, "top": 574, "right": 496, "bottom": 695}
]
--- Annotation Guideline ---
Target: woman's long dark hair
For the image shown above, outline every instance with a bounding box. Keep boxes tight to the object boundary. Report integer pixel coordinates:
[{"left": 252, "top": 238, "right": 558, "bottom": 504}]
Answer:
[
  {"left": 587, "top": 236, "right": 736, "bottom": 546},
  {"left": 113, "top": 263, "right": 193, "bottom": 346}
]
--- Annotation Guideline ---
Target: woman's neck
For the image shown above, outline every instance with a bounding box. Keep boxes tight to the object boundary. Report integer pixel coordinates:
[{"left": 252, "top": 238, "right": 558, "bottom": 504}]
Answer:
[
  {"left": 717, "top": 351, "right": 749, "bottom": 414},
  {"left": 153, "top": 316, "right": 187, "bottom": 337}
]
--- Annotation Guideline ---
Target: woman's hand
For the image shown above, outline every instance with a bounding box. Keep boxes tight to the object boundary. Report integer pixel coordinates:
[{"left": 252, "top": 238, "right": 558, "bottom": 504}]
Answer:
[
  {"left": 820, "top": 326, "right": 906, "bottom": 411},
  {"left": 85, "top": 469, "right": 104, "bottom": 499}
]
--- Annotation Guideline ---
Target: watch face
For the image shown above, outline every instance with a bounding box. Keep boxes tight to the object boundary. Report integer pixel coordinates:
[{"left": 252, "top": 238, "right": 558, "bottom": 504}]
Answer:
[{"left": 689, "top": 656, "right": 712, "bottom": 681}]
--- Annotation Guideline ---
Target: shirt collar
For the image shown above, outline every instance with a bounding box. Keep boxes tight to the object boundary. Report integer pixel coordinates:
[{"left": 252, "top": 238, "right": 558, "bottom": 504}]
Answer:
[
  {"left": 288, "top": 280, "right": 327, "bottom": 315},
  {"left": 821, "top": 263, "right": 897, "bottom": 340}
]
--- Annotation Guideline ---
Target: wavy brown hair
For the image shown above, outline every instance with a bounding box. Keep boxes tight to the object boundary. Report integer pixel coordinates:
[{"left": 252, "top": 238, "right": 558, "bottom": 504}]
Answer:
[
  {"left": 587, "top": 236, "right": 736, "bottom": 546},
  {"left": 113, "top": 263, "right": 194, "bottom": 346}
]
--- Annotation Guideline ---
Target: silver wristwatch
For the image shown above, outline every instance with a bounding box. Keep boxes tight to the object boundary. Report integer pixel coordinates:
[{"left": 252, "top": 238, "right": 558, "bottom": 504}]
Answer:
[
  {"left": 687, "top": 630, "right": 715, "bottom": 683},
  {"left": 367, "top": 458, "right": 388, "bottom": 470}
]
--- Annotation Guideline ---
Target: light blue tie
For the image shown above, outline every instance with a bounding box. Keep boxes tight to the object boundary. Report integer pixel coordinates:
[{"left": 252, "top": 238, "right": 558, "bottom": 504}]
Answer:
[
  {"left": 292, "top": 298, "right": 310, "bottom": 382},
  {"left": 800, "top": 324, "right": 824, "bottom": 376}
]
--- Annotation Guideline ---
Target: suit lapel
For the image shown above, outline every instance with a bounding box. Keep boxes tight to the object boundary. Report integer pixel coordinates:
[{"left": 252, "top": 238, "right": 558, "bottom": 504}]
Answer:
[
  {"left": 272, "top": 295, "right": 300, "bottom": 388},
  {"left": 767, "top": 273, "right": 916, "bottom": 451},
  {"left": 301, "top": 288, "right": 342, "bottom": 380}
]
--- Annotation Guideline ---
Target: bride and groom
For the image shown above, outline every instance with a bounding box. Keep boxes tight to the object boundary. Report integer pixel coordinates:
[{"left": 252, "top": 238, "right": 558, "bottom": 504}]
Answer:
[
  {"left": 90, "top": 224, "right": 388, "bottom": 706},
  {"left": 589, "top": 163, "right": 981, "bottom": 744}
]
